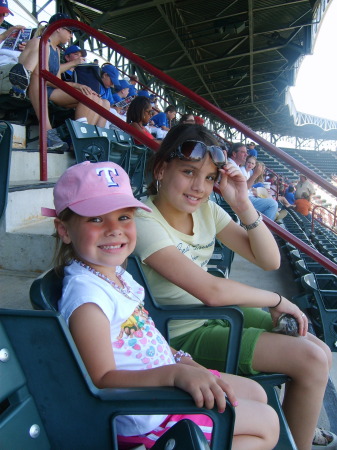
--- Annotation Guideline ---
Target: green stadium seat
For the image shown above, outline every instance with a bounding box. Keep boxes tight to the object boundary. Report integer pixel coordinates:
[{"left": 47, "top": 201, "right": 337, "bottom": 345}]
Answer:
[{"left": 66, "top": 119, "right": 110, "bottom": 163}]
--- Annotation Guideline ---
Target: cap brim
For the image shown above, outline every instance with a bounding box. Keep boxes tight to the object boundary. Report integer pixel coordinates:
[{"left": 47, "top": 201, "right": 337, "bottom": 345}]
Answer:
[
  {"left": 69, "top": 194, "right": 152, "bottom": 216},
  {"left": 0, "top": 7, "right": 13, "bottom": 15}
]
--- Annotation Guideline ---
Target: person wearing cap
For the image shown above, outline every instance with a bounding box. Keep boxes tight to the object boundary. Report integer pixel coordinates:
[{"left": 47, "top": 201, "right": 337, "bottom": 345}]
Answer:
[
  {"left": 25, "top": 13, "right": 110, "bottom": 150},
  {"left": 0, "top": 0, "right": 30, "bottom": 95},
  {"left": 247, "top": 142, "right": 258, "bottom": 157},
  {"left": 99, "top": 64, "right": 120, "bottom": 104},
  {"left": 295, "top": 173, "right": 315, "bottom": 200},
  {"left": 150, "top": 105, "right": 177, "bottom": 131},
  {"left": 43, "top": 160, "right": 279, "bottom": 450},
  {"left": 61, "top": 44, "right": 87, "bottom": 82},
  {"left": 99, "top": 68, "right": 131, "bottom": 128}
]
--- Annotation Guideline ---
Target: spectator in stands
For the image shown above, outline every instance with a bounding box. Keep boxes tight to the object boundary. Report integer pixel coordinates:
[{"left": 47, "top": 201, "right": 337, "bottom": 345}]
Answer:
[
  {"left": 151, "top": 105, "right": 177, "bottom": 131},
  {"left": 295, "top": 173, "right": 315, "bottom": 200},
  {"left": 284, "top": 185, "right": 296, "bottom": 205},
  {"left": 26, "top": 13, "right": 110, "bottom": 150},
  {"left": 295, "top": 192, "right": 312, "bottom": 220},
  {"left": 126, "top": 96, "right": 160, "bottom": 145},
  {"left": 111, "top": 79, "right": 132, "bottom": 104},
  {"left": 241, "top": 155, "right": 256, "bottom": 179},
  {"left": 93, "top": 58, "right": 99, "bottom": 65},
  {"left": 127, "top": 73, "right": 138, "bottom": 87},
  {"left": 61, "top": 45, "right": 86, "bottom": 82},
  {"left": 134, "top": 124, "right": 333, "bottom": 450},
  {"left": 229, "top": 143, "right": 278, "bottom": 220},
  {"left": 247, "top": 141, "right": 258, "bottom": 157},
  {"left": 100, "top": 64, "right": 120, "bottom": 105},
  {"left": 178, "top": 113, "right": 195, "bottom": 124},
  {"left": 137, "top": 87, "right": 151, "bottom": 98},
  {"left": 0, "top": 0, "right": 30, "bottom": 95}
]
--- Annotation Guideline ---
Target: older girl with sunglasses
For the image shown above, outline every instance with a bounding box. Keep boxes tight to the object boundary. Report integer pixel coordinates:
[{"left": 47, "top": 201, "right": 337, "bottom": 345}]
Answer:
[{"left": 135, "top": 124, "right": 332, "bottom": 450}]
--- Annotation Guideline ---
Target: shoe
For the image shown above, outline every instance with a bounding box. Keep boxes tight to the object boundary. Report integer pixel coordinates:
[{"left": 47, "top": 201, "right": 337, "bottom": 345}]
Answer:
[
  {"left": 47, "top": 129, "right": 69, "bottom": 151},
  {"left": 9, "top": 63, "right": 31, "bottom": 90},
  {"left": 312, "top": 428, "right": 337, "bottom": 449},
  {"left": 9, "top": 86, "right": 27, "bottom": 100}
]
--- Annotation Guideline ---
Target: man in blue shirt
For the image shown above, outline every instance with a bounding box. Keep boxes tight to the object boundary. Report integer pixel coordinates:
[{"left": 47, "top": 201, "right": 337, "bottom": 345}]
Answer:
[{"left": 151, "top": 105, "right": 176, "bottom": 131}]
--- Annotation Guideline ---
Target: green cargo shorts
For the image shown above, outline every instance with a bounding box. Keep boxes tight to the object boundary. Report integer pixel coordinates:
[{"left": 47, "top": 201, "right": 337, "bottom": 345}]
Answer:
[{"left": 170, "top": 307, "right": 273, "bottom": 375}]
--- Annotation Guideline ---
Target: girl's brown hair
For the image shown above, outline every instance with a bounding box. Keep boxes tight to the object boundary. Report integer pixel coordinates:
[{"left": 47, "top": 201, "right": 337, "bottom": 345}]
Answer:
[{"left": 147, "top": 124, "right": 219, "bottom": 195}]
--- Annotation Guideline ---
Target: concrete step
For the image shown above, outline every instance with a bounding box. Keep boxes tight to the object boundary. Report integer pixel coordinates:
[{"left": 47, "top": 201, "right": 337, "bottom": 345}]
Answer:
[{"left": 0, "top": 144, "right": 75, "bottom": 271}]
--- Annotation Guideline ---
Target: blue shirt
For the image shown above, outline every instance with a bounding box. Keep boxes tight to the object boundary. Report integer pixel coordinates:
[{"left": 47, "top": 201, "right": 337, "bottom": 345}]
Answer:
[
  {"left": 285, "top": 191, "right": 295, "bottom": 205},
  {"left": 99, "top": 85, "right": 115, "bottom": 105},
  {"left": 151, "top": 112, "right": 168, "bottom": 128}
]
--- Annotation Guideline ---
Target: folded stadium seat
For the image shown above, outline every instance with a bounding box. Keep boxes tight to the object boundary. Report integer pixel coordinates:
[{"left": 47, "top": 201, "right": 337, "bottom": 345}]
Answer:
[
  {"left": 66, "top": 119, "right": 110, "bottom": 163},
  {"left": 0, "top": 121, "right": 12, "bottom": 221},
  {"left": 95, "top": 126, "right": 131, "bottom": 172},
  {"left": 113, "top": 130, "right": 151, "bottom": 198},
  {"left": 293, "top": 273, "right": 337, "bottom": 351},
  {"left": 0, "top": 310, "right": 232, "bottom": 449}
]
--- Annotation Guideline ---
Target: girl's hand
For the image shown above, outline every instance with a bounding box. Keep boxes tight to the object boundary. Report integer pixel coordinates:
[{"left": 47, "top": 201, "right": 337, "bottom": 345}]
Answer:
[
  {"left": 172, "top": 364, "right": 237, "bottom": 413},
  {"left": 269, "top": 297, "right": 308, "bottom": 336},
  {"left": 216, "top": 163, "right": 250, "bottom": 207}
]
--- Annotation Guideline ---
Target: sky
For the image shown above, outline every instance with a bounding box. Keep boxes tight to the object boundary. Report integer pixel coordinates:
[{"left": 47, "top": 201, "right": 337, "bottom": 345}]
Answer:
[{"left": 290, "top": 0, "right": 337, "bottom": 122}]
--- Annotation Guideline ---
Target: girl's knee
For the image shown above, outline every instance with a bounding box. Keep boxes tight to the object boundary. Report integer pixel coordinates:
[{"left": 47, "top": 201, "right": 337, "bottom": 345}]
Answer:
[
  {"left": 247, "top": 378, "right": 268, "bottom": 403},
  {"left": 295, "top": 340, "right": 330, "bottom": 382}
]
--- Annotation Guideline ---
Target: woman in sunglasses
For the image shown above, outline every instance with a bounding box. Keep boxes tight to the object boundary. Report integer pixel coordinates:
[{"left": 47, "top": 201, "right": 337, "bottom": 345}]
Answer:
[{"left": 135, "top": 124, "right": 333, "bottom": 450}]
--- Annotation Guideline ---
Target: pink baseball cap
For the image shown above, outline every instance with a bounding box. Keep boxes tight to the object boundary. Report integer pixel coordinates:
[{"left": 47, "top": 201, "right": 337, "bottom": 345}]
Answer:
[{"left": 42, "top": 161, "right": 152, "bottom": 217}]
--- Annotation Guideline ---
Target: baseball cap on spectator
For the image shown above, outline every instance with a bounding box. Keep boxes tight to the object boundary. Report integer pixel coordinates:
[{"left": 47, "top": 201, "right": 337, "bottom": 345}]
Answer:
[
  {"left": 49, "top": 13, "right": 78, "bottom": 31},
  {"left": 0, "top": 0, "right": 13, "bottom": 15},
  {"left": 41, "top": 161, "right": 152, "bottom": 217},
  {"left": 101, "top": 65, "right": 120, "bottom": 88},
  {"left": 64, "top": 45, "right": 87, "bottom": 57},
  {"left": 128, "top": 86, "right": 138, "bottom": 97},
  {"left": 138, "top": 89, "right": 150, "bottom": 98},
  {"left": 115, "top": 79, "right": 132, "bottom": 92}
]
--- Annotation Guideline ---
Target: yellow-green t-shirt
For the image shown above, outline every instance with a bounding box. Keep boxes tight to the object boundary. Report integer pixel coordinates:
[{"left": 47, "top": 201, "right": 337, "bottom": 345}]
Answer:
[{"left": 135, "top": 196, "right": 231, "bottom": 338}]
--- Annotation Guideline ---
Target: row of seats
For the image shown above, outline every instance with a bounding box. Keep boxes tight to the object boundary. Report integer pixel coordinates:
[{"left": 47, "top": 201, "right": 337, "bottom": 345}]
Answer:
[{"left": 278, "top": 209, "right": 337, "bottom": 351}]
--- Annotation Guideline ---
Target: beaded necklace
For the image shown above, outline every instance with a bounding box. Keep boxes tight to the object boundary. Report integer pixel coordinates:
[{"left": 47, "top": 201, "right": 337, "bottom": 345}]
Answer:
[{"left": 74, "top": 259, "right": 136, "bottom": 301}]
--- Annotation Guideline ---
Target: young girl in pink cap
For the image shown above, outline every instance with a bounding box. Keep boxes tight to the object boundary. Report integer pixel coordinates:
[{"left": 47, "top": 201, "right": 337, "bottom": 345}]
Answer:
[{"left": 45, "top": 161, "right": 279, "bottom": 449}]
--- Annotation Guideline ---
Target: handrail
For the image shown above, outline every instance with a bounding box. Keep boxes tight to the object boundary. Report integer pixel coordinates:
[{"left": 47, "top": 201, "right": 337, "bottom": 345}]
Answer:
[
  {"left": 38, "top": 20, "right": 337, "bottom": 276},
  {"left": 311, "top": 204, "right": 337, "bottom": 234},
  {"left": 39, "top": 19, "right": 337, "bottom": 197}
]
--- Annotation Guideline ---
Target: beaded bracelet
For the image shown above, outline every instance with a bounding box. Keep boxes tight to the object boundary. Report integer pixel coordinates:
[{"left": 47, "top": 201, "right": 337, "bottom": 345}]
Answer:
[
  {"left": 174, "top": 350, "right": 193, "bottom": 363},
  {"left": 270, "top": 292, "right": 282, "bottom": 308}
]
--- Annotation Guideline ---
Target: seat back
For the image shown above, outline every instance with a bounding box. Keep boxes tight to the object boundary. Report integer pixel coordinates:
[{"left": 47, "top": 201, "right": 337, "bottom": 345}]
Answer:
[
  {"left": 0, "top": 321, "right": 50, "bottom": 449},
  {"left": 0, "top": 121, "right": 13, "bottom": 220},
  {"left": 96, "top": 126, "right": 131, "bottom": 171},
  {"left": 66, "top": 119, "right": 110, "bottom": 162}
]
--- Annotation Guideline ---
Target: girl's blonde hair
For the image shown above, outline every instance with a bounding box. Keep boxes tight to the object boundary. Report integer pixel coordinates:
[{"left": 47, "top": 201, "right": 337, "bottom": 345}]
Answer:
[
  {"left": 254, "top": 162, "right": 266, "bottom": 184},
  {"left": 53, "top": 208, "right": 78, "bottom": 271}
]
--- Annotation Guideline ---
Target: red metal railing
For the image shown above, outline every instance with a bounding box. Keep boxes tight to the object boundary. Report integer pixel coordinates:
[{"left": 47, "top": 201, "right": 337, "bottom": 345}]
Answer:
[
  {"left": 311, "top": 204, "right": 337, "bottom": 233},
  {"left": 38, "top": 19, "right": 337, "bottom": 275}
]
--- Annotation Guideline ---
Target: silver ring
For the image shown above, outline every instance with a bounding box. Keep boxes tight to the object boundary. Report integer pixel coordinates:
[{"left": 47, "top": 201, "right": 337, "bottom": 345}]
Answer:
[{"left": 301, "top": 313, "right": 305, "bottom": 317}]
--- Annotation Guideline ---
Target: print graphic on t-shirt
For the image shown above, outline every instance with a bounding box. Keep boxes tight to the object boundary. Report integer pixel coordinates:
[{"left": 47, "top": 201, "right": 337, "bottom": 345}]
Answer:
[{"left": 113, "top": 304, "right": 173, "bottom": 368}]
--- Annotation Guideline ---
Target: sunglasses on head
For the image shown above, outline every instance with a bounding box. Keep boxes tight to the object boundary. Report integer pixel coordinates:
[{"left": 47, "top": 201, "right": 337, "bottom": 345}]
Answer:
[{"left": 168, "top": 140, "right": 227, "bottom": 168}]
